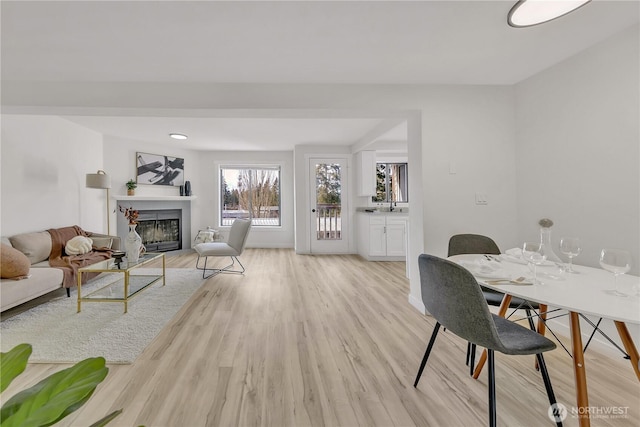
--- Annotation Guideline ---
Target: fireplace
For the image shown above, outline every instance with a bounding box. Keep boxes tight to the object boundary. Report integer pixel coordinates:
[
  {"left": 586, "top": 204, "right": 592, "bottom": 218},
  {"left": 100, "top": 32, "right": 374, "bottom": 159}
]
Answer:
[
  {"left": 115, "top": 197, "right": 192, "bottom": 251},
  {"left": 137, "top": 209, "right": 181, "bottom": 252}
]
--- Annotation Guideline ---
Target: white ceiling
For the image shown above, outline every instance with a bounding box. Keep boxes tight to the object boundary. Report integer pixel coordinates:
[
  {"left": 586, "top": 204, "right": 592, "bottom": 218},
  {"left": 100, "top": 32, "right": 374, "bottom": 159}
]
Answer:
[
  {"left": 62, "top": 115, "right": 408, "bottom": 151},
  {"left": 2, "top": 0, "right": 638, "bottom": 151}
]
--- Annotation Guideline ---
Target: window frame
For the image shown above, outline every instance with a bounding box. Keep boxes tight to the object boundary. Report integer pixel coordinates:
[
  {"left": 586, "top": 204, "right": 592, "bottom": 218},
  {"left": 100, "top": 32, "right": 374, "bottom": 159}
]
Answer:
[
  {"left": 219, "top": 165, "right": 282, "bottom": 228},
  {"left": 372, "top": 162, "right": 409, "bottom": 203}
]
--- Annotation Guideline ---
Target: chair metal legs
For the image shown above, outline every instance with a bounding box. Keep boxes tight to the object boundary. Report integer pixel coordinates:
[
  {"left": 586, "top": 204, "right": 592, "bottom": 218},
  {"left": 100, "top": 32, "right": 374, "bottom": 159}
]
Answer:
[
  {"left": 469, "top": 343, "right": 476, "bottom": 376},
  {"left": 413, "top": 322, "right": 441, "bottom": 387},
  {"left": 485, "top": 350, "right": 561, "bottom": 427},
  {"left": 196, "top": 255, "right": 246, "bottom": 279},
  {"left": 419, "top": 331, "right": 561, "bottom": 427},
  {"left": 488, "top": 350, "right": 497, "bottom": 427},
  {"left": 536, "top": 352, "right": 563, "bottom": 427}
]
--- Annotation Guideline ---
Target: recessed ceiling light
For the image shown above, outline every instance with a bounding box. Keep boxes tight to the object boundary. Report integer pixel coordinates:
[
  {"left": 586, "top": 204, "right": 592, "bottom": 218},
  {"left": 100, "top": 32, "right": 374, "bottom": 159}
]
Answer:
[
  {"left": 508, "top": 0, "right": 591, "bottom": 28},
  {"left": 169, "top": 133, "right": 188, "bottom": 140}
]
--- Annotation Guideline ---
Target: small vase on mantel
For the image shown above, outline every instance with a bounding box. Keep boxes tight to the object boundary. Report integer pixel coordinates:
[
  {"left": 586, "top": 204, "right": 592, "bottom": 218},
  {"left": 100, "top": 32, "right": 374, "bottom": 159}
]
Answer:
[{"left": 125, "top": 224, "right": 143, "bottom": 263}]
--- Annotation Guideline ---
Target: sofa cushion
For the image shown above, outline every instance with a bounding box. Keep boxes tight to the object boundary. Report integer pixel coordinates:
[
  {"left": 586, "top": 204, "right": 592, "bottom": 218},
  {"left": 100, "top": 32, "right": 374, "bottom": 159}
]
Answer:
[
  {"left": 9, "top": 231, "right": 52, "bottom": 265},
  {"left": 1, "top": 268, "right": 64, "bottom": 312},
  {"left": 0, "top": 243, "right": 31, "bottom": 279}
]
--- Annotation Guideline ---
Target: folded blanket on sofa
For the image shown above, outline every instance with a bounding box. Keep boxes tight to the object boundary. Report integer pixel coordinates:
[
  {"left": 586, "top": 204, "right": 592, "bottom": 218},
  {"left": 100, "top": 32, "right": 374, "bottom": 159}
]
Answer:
[{"left": 48, "top": 225, "right": 112, "bottom": 288}]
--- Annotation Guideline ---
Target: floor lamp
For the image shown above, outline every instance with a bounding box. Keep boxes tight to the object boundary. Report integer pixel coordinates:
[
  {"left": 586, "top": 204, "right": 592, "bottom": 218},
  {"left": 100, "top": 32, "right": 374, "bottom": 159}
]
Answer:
[{"left": 86, "top": 170, "right": 112, "bottom": 235}]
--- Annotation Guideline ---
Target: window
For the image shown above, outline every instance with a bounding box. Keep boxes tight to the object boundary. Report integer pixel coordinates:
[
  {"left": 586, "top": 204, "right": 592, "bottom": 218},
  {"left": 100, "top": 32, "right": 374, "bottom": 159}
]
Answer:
[
  {"left": 220, "top": 166, "right": 281, "bottom": 226},
  {"left": 372, "top": 163, "right": 408, "bottom": 203}
]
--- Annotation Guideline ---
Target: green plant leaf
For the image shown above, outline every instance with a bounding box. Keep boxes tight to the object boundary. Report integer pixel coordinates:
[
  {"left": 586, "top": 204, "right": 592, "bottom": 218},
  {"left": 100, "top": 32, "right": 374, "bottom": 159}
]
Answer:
[
  {"left": 87, "top": 409, "right": 123, "bottom": 427},
  {"left": 0, "top": 344, "right": 32, "bottom": 393},
  {"left": 1, "top": 357, "right": 108, "bottom": 427}
]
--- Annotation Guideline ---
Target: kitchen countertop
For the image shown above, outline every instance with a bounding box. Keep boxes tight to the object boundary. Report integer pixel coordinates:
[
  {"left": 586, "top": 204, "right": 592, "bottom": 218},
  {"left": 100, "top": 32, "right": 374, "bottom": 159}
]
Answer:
[{"left": 357, "top": 208, "right": 408, "bottom": 215}]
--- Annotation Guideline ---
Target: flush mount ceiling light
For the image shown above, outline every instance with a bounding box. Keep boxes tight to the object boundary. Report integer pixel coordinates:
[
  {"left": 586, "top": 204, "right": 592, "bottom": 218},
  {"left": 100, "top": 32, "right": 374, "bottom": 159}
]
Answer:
[
  {"left": 169, "top": 133, "right": 188, "bottom": 140},
  {"left": 508, "top": 0, "right": 591, "bottom": 27}
]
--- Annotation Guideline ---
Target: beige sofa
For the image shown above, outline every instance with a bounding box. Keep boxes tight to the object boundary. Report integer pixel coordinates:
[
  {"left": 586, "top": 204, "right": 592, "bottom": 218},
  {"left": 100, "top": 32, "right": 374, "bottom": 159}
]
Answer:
[{"left": 1, "top": 228, "right": 120, "bottom": 312}]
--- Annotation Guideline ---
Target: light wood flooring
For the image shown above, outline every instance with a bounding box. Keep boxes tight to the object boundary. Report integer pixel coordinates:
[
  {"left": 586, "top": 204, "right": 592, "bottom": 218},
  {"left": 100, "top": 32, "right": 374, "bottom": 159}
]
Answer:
[{"left": 3, "top": 249, "right": 639, "bottom": 426}]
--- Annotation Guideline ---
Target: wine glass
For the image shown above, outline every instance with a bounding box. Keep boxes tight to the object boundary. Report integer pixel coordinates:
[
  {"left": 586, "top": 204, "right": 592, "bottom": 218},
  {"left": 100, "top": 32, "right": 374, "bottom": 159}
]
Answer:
[
  {"left": 559, "top": 237, "right": 582, "bottom": 273},
  {"left": 599, "top": 249, "right": 631, "bottom": 297},
  {"left": 522, "top": 242, "right": 547, "bottom": 284}
]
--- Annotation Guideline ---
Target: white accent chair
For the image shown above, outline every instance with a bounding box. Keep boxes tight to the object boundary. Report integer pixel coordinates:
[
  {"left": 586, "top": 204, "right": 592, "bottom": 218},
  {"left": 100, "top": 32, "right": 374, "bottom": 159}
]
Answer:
[{"left": 194, "top": 219, "right": 251, "bottom": 279}]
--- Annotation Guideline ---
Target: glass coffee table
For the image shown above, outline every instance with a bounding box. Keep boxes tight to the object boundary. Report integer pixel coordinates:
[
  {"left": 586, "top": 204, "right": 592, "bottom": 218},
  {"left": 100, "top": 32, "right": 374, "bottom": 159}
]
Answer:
[{"left": 77, "top": 252, "right": 166, "bottom": 313}]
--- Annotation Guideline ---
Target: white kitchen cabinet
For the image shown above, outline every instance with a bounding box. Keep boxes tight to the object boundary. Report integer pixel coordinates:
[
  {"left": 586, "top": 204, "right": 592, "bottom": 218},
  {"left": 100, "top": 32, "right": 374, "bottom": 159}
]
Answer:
[
  {"left": 367, "top": 216, "right": 387, "bottom": 256},
  {"left": 385, "top": 217, "right": 407, "bottom": 256},
  {"left": 358, "top": 213, "right": 407, "bottom": 261},
  {"left": 355, "top": 151, "right": 376, "bottom": 196}
]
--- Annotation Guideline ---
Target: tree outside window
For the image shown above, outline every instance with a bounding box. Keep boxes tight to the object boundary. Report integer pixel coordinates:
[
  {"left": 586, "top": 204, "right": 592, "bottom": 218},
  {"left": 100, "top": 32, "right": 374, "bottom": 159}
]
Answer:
[
  {"left": 372, "top": 163, "right": 409, "bottom": 203},
  {"left": 220, "top": 167, "right": 281, "bottom": 226}
]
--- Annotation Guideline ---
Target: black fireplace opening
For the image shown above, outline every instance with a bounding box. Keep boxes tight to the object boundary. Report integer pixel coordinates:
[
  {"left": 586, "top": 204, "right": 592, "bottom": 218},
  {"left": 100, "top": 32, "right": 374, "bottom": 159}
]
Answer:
[{"left": 137, "top": 209, "right": 181, "bottom": 252}]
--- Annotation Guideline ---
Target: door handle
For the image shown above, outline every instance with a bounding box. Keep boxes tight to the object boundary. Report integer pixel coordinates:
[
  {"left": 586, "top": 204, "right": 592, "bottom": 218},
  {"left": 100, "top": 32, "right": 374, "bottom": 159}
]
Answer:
[{"left": 312, "top": 209, "right": 316, "bottom": 213}]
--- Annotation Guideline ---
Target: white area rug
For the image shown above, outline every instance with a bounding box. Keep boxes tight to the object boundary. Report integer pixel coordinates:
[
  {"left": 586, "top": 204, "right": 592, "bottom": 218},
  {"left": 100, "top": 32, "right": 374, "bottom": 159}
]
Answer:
[{"left": 1, "top": 268, "right": 204, "bottom": 364}]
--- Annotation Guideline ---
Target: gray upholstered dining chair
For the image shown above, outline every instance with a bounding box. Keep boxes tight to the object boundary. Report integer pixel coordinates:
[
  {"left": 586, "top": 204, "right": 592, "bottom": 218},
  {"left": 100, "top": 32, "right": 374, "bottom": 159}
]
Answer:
[
  {"left": 448, "top": 234, "right": 539, "bottom": 375},
  {"left": 414, "top": 254, "right": 561, "bottom": 427},
  {"left": 194, "top": 219, "right": 251, "bottom": 279}
]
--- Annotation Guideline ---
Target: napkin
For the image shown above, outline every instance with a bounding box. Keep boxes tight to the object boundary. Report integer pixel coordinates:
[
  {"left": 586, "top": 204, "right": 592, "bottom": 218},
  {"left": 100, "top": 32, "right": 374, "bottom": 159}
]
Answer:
[
  {"left": 505, "top": 248, "right": 522, "bottom": 258},
  {"left": 459, "top": 259, "right": 509, "bottom": 279},
  {"left": 500, "top": 248, "right": 529, "bottom": 265}
]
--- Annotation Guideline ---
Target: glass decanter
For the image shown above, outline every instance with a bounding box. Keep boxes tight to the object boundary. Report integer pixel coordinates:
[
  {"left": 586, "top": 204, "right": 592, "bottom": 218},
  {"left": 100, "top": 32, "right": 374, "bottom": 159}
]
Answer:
[{"left": 538, "top": 222, "right": 566, "bottom": 279}]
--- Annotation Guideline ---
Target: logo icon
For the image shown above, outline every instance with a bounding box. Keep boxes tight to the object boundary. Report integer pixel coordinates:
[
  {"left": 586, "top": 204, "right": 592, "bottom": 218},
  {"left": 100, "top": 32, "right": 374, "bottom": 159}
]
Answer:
[{"left": 548, "top": 403, "right": 568, "bottom": 423}]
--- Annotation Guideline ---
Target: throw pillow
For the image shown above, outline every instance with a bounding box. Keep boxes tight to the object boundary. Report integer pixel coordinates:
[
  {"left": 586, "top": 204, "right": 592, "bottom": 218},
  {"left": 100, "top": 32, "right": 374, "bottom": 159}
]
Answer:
[
  {"left": 0, "top": 243, "right": 31, "bottom": 279},
  {"left": 8, "top": 231, "right": 52, "bottom": 264},
  {"left": 65, "top": 236, "right": 93, "bottom": 255},
  {"left": 91, "top": 236, "right": 113, "bottom": 249}
]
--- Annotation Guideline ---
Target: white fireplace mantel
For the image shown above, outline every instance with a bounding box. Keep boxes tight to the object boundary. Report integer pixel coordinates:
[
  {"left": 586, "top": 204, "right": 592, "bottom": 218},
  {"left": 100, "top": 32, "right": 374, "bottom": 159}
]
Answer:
[
  {"left": 114, "top": 195, "right": 196, "bottom": 202},
  {"left": 114, "top": 196, "right": 195, "bottom": 250}
]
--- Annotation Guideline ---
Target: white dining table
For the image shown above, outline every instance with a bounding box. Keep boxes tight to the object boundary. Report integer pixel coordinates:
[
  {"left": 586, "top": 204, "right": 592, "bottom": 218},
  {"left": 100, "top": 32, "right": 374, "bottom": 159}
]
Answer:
[{"left": 449, "top": 254, "right": 640, "bottom": 427}]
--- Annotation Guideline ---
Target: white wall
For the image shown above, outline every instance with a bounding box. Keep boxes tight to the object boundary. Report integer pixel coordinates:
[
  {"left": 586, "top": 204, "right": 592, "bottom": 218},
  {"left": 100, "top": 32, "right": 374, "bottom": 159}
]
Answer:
[
  {"left": 515, "top": 25, "right": 640, "bottom": 351},
  {"left": 103, "top": 135, "right": 202, "bottom": 248},
  {"left": 103, "top": 137, "right": 295, "bottom": 249},
  {"left": 1, "top": 115, "right": 105, "bottom": 236},
  {"left": 515, "top": 25, "right": 639, "bottom": 275},
  {"left": 420, "top": 87, "right": 518, "bottom": 257}
]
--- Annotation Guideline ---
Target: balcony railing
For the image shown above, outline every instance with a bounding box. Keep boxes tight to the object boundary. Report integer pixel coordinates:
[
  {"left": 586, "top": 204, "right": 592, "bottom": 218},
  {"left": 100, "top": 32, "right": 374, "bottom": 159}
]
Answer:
[
  {"left": 221, "top": 207, "right": 280, "bottom": 226},
  {"left": 316, "top": 204, "right": 341, "bottom": 240}
]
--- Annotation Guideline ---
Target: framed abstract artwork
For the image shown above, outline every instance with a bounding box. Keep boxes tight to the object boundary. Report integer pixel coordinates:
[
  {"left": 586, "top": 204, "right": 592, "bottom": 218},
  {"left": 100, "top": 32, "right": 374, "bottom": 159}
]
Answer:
[{"left": 136, "top": 152, "right": 185, "bottom": 186}]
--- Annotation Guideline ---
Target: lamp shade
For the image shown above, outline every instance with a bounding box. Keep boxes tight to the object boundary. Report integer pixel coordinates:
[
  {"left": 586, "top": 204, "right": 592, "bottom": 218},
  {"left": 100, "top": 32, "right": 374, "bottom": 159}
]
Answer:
[
  {"left": 508, "top": 0, "right": 591, "bottom": 27},
  {"left": 86, "top": 170, "right": 111, "bottom": 189}
]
